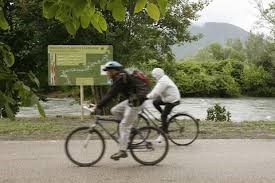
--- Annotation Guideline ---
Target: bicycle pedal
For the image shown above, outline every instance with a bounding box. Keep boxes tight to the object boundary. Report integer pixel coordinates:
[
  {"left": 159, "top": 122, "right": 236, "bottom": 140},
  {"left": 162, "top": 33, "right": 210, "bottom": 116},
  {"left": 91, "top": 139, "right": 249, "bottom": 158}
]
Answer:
[
  {"left": 111, "top": 157, "right": 120, "bottom": 161},
  {"left": 146, "top": 142, "right": 153, "bottom": 149}
]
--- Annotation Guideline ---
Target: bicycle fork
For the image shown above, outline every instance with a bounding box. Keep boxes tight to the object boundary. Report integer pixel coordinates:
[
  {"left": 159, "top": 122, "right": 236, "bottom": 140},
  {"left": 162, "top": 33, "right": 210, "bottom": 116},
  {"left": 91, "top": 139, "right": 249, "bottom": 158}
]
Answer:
[{"left": 83, "top": 124, "right": 97, "bottom": 148}]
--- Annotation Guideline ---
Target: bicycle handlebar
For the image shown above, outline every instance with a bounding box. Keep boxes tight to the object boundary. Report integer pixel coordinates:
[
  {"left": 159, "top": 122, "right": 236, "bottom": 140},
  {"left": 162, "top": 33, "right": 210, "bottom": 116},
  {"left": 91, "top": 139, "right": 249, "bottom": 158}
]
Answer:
[{"left": 83, "top": 104, "right": 96, "bottom": 113}]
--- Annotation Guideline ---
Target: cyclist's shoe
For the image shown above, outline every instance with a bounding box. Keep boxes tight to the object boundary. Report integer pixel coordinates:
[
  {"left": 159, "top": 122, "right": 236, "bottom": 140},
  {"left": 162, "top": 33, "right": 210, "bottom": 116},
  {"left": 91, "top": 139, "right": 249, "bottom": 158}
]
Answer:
[
  {"left": 155, "top": 135, "right": 165, "bottom": 143},
  {"left": 110, "top": 150, "right": 128, "bottom": 161}
]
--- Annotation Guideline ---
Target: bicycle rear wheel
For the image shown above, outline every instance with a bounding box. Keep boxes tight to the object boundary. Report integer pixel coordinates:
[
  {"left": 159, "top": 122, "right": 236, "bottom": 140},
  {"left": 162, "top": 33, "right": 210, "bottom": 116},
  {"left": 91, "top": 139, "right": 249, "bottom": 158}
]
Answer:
[
  {"left": 65, "top": 127, "right": 105, "bottom": 167},
  {"left": 129, "top": 126, "right": 169, "bottom": 166},
  {"left": 168, "top": 113, "right": 199, "bottom": 146}
]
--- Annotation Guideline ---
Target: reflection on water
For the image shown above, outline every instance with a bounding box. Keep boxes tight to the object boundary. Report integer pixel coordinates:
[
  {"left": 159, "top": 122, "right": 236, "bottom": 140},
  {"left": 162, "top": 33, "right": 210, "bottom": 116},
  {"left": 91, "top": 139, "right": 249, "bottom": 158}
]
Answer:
[{"left": 16, "top": 97, "right": 275, "bottom": 122}]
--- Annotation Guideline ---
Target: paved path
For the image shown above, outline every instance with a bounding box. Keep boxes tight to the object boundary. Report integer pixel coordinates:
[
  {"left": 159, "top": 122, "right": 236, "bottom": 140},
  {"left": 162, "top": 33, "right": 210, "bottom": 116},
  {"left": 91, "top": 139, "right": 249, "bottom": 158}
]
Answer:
[{"left": 1, "top": 140, "right": 275, "bottom": 183}]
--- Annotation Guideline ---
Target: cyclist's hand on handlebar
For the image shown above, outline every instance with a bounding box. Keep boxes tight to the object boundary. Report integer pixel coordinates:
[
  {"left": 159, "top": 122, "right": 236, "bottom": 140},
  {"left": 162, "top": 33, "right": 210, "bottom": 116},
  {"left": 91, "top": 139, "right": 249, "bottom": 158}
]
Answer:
[
  {"left": 83, "top": 104, "right": 96, "bottom": 113},
  {"left": 95, "top": 108, "right": 103, "bottom": 115}
]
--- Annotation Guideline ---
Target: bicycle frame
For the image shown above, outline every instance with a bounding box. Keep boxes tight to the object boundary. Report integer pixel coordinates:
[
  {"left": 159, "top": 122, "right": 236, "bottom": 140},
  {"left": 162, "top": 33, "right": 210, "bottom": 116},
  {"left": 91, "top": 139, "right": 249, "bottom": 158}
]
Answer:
[
  {"left": 140, "top": 107, "right": 178, "bottom": 127},
  {"left": 91, "top": 117, "right": 120, "bottom": 144},
  {"left": 90, "top": 116, "right": 149, "bottom": 150}
]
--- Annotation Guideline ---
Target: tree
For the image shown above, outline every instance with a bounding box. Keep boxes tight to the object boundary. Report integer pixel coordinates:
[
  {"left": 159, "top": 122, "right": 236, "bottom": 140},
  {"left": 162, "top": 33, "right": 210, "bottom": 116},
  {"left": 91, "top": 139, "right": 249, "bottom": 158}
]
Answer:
[
  {"left": 41, "top": 0, "right": 170, "bottom": 35},
  {"left": 253, "top": 1, "right": 275, "bottom": 86},
  {"left": 245, "top": 33, "right": 267, "bottom": 64},
  {"left": 189, "top": 42, "right": 223, "bottom": 61},
  {"left": 0, "top": 0, "right": 45, "bottom": 119},
  {"left": 0, "top": 0, "right": 210, "bottom": 117},
  {"left": 190, "top": 41, "right": 246, "bottom": 62},
  {"left": 241, "top": 64, "right": 273, "bottom": 96},
  {"left": 174, "top": 60, "right": 241, "bottom": 97},
  {"left": 245, "top": 32, "right": 275, "bottom": 84},
  {"left": 223, "top": 47, "right": 246, "bottom": 62},
  {"left": 2, "top": 0, "right": 209, "bottom": 82},
  {"left": 254, "top": 0, "right": 275, "bottom": 37},
  {"left": 226, "top": 38, "right": 243, "bottom": 51}
]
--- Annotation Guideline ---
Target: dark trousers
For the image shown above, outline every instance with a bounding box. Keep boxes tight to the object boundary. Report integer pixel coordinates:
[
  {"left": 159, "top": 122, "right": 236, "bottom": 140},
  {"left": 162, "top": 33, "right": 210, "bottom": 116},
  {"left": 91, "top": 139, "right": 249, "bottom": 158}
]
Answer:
[{"left": 153, "top": 98, "right": 180, "bottom": 133}]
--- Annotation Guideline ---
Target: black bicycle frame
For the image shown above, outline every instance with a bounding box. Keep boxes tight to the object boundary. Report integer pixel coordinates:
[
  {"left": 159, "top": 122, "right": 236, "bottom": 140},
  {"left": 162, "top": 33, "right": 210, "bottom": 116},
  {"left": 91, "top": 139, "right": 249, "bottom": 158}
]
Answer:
[
  {"left": 93, "top": 117, "right": 148, "bottom": 148},
  {"left": 140, "top": 107, "right": 186, "bottom": 131},
  {"left": 93, "top": 117, "right": 120, "bottom": 144}
]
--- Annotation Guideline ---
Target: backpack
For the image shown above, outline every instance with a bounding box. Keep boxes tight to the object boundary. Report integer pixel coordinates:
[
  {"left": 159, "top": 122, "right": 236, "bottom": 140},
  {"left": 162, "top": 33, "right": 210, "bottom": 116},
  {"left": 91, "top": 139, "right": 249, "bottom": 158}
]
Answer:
[{"left": 125, "top": 68, "right": 150, "bottom": 86}]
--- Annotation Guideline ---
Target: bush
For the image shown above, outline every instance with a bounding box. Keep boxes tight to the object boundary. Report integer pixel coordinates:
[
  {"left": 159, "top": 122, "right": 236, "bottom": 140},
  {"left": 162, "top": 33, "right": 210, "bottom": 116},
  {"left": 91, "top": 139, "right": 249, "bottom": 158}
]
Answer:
[
  {"left": 175, "top": 60, "right": 241, "bottom": 97},
  {"left": 207, "top": 104, "right": 231, "bottom": 122},
  {"left": 241, "top": 65, "right": 273, "bottom": 96}
]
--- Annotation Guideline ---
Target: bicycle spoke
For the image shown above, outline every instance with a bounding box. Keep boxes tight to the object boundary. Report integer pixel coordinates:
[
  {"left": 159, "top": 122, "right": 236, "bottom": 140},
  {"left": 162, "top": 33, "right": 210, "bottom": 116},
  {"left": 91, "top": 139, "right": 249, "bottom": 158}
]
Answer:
[{"left": 65, "top": 127, "right": 105, "bottom": 167}]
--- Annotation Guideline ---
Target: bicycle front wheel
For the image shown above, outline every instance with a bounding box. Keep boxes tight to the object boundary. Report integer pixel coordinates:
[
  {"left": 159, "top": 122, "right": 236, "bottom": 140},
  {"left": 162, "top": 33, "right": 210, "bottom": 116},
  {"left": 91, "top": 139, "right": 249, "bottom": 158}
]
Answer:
[
  {"left": 65, "top": 127, "right": 105, "bottom": 167},
  {"left": 168, "top": 113, "right": 199, "bottom": 146},
  {"left": 129, "top": 126, "right": 169, "bottom": 166}
]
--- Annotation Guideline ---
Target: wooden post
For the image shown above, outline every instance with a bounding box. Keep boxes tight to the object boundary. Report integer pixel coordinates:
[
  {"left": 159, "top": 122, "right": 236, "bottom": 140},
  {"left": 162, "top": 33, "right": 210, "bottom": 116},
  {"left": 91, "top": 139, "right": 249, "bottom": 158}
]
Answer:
[{"left": 80, "top": 85, "right": 84, "bottom": 120}]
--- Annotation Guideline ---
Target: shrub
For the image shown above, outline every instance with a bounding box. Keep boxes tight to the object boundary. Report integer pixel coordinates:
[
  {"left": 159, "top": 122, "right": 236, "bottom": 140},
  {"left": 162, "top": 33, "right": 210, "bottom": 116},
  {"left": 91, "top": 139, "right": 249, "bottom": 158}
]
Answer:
[
  {"left": 207, "top": 104, "right": 231, "bottom": 122},
  {"left": 241, "top": 64, "right": 273, "bottom": 96}
]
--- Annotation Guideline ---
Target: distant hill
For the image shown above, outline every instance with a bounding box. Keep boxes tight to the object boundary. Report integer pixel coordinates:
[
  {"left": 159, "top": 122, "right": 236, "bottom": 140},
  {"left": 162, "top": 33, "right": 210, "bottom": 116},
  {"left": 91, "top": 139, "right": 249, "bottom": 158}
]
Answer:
[{"left": 172, "top": 22, "right": 249, "bottom": 60}]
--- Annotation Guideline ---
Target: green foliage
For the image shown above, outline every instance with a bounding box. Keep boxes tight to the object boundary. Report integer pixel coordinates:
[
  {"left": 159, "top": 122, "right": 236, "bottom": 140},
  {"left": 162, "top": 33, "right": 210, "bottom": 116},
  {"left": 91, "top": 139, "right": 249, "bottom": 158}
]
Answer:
[
  {"left": 105, "top": 0, "right": 207, "bottom": 65},
  {"left": 245, "top": 33, "right": 267, "bottom": 64},
  {"left": 254, "top": 0, "right": 275, "bottom": 36},
  {"left": 224, "top": 47, "right": 246, "bottom": 62},
  {"left": 0, "top": 0, "right": 208, "bottom": 116},
  {"left": 230, "top": 60, "right": 245, "bottom": 84},
  {"left": 184, "top": 35, "right": 275, "bottom": 97},
  {"left": 174, "top": 58, "right": 274, "bottom": 97},
  {"left": 0, "top": 5, "right": 9, "bottom": 30},
  {"left": 42, "top": 0, "right": 170, "bottom": 34},
  {"left": 208, "top": 42, "right": 224, "bottom": 60},
  {"left": 134, "top": 0, "right": 147, "bottom": 13},
  {"left": 241, "top": 64, "right": 274, "bottom": 96},
  {"left": 108, "top": 0, "right": 126, "bottom": 21},
  {"left": 0, "top": 42, "right": 46, "bottom": 119},
  {"left": 207, "top": 104, "right": 231, "bottom": 122},
  {"left": 0, "top": 42, "right": 14, "bottom": 67},
  {"left": 226, "top": 38, "right": 244, "bottom": 51},
  {"left": 139, "top": 59, "right": 177, "bottom": 77},
  {"left": 245, "top": 33, "right": 275, "bottom": 76},
  {"left": 175, "top": 60, "right": 241, "bottom": 97},
  {"left": 157, "top": 0, "right": 168, "bottom": 15},
  {"left": 0, "top": 1, "right": 45, "bottom": 120},
  {"left": 191, "top": 42, "right": 246, "bottom": 62},
  {"left": 146, "top": 3, "right": 160, "bottom": 21}
]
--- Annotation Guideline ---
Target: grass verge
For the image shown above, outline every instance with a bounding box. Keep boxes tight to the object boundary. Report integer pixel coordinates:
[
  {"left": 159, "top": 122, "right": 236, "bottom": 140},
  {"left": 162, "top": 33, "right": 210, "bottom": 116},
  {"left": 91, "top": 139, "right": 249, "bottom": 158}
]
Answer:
[{"left": 0, "top": 117, "right": 274, "bottom": 140}]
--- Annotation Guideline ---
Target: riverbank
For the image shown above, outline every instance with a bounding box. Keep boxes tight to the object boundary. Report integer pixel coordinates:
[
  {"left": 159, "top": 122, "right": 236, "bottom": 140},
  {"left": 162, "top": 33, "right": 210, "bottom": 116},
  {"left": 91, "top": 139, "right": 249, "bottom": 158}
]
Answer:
[
  {"left": 16, "top": 97, "right": 275, "bottom": 122},
  {"left": 0, "top": 117, "right": 275, "bottom": 140}
]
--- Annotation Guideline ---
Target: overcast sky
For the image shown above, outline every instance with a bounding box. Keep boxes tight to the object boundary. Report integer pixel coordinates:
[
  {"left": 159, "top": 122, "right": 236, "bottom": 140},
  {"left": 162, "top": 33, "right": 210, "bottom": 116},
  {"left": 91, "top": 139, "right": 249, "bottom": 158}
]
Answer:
[{"left": 193, "top": 0, "right": 272, "bottom": 33}]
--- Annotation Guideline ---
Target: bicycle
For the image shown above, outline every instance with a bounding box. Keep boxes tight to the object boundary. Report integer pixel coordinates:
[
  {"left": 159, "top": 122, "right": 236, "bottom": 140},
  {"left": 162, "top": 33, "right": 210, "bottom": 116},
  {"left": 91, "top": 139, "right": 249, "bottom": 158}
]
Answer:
[
  {"left": 124, "top": 103, "right": 199, "bottom": 146},
  {"left": 64, "top": 107, "right": 169, "bottom": 167}
]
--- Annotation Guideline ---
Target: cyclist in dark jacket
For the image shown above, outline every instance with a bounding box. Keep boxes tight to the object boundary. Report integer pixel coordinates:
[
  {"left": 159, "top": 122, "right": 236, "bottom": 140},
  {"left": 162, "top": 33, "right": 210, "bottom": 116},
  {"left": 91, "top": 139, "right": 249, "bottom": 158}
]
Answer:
[{"left": 95, "top": 61, "right": 149, "bottom": 160}]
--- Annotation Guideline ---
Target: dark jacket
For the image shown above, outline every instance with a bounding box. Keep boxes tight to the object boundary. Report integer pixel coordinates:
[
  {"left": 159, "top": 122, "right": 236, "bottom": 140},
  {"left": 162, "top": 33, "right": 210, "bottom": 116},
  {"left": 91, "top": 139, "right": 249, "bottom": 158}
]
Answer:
[{"left": 97, "top": 70, "right": 149, "bottom": 109}]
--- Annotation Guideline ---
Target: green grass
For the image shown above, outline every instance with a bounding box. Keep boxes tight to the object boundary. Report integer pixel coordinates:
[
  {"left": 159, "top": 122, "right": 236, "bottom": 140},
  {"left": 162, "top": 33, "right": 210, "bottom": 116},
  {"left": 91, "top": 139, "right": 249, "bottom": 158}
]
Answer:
[
  {"left": 200, "top": 121, "right": 275, "bottom": 139},
  {"left": 0, "top": 117, "right": 274, "bottom": 140}
]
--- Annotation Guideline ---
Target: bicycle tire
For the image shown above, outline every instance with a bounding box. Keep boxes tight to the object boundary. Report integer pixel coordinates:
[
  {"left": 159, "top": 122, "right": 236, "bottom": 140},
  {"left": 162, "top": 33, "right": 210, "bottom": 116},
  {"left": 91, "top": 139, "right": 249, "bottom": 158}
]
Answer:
[
  {"left": 65, "top": 127, "right": 105, "bottom": 167},
  {"left": 167, "top": 113, "right": 199, "bottom": 146},
  {"left": 129, "top": 126, "right": 169, "bottom": 166}
]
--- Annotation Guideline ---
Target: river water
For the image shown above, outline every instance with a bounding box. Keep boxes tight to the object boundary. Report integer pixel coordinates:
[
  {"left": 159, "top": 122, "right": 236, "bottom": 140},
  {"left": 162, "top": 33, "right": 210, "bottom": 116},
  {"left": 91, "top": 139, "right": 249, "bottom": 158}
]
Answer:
[{"left": 16, "top": 97, "right": 275, "bottom": 122}]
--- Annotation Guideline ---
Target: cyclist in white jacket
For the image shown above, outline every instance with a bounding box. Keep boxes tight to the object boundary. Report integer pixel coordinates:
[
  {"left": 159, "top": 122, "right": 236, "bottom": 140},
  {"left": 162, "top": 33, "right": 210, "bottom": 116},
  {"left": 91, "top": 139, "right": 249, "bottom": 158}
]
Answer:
[{"left": 147, "top": 68, "right": 181, "bottom": 142}]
